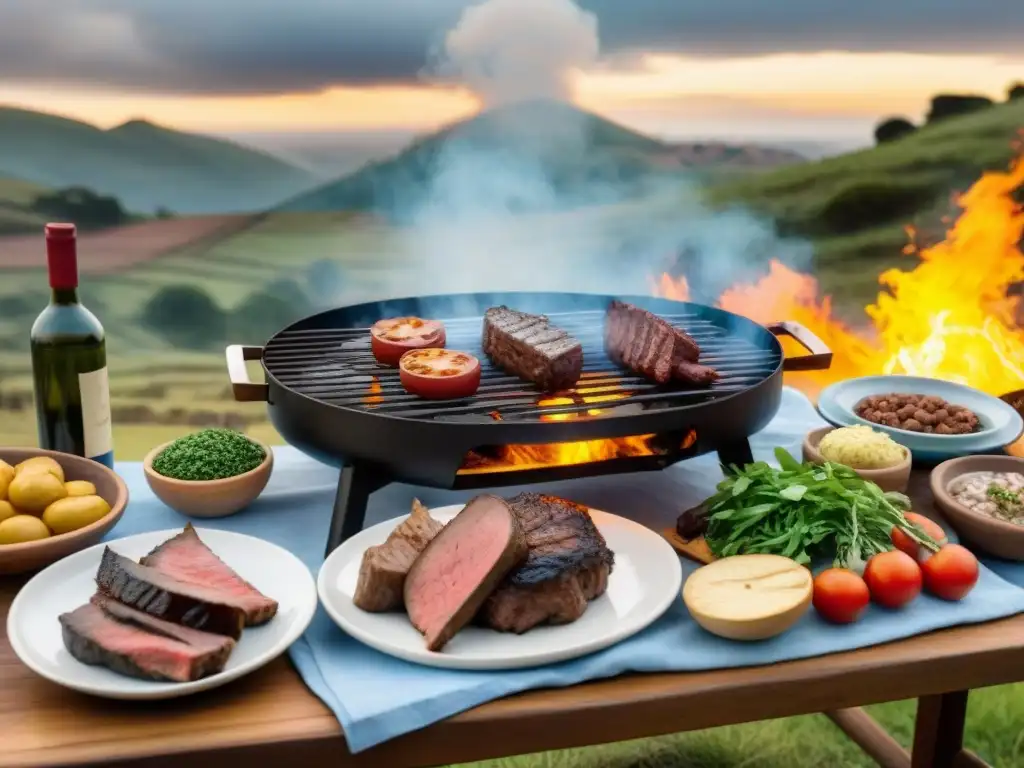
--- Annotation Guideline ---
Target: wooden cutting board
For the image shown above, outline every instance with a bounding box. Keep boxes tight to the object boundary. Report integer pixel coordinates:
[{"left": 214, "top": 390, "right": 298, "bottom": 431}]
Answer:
[{"left": 661, "top": 528, "right": 716, "bottom": 565}]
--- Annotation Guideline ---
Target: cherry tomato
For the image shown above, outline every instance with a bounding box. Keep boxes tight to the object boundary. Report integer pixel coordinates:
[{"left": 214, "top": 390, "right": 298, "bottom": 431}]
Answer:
[
  {"left": 371, "top": 317, "right": 446, "bottom": 365},
  {"left": 813, "top": 568, "right": 871, "bottom": 624},
  {"left": 863, "top": 550, "right": 922, "bottom": 609},
  {"left": 891, "top": 512, "right": 948, "bottom": 561},
  {"left": 399, "top": 349, "right": 481, "bottom": 400},
  {"left": 921, "top": 544, "right": 980, "bottom": 601}
]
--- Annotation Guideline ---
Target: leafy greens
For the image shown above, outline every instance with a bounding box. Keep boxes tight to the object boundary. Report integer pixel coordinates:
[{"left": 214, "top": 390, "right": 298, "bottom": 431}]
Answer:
[{"left": 704, "top": 448, "right": 936, "bottom": 570}]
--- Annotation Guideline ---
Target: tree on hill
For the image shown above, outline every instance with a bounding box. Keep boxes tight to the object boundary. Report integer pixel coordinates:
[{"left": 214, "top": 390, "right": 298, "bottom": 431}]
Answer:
[
  {"left": 1009, "top": 82, "right": 1024, "bottom": 101},
  {"left": 874, "top": 117, "right": 917, "bottom": 145},
  {"left": 140, "top": 285, "right": 226, "bottom": 350},
  {"left": 925, "top": 94, "right": 994, "bottom": 124},
  {"left": 30, "top": 186, "right": 129, "bottom": 230},
  {"left": 230, "top": 280, "right": 308, "bottom": 342}
]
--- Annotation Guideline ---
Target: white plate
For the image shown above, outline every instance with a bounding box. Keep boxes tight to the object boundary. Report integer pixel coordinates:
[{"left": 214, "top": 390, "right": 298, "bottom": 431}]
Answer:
[
  {"left": 7, "top": 528, "right": 318, "bottom": 700},
  {"left": 318, "top": 504, "right": 683, "bottom": 670}
]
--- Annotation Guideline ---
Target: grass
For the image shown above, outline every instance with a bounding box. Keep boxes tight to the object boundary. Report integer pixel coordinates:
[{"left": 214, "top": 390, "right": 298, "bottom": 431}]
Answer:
[{"left": 709, "top": 99, "right": 1024, "bottom": 302}]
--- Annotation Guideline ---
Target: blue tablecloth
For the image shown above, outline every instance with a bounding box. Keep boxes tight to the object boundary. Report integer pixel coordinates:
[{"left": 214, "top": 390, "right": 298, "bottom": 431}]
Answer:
[{"left": 103, "top": 388, "right": 1024, "bottom": 753}]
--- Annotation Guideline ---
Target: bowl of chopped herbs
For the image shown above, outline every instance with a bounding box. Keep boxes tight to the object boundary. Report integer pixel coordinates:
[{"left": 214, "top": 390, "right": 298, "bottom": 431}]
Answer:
[{"left": 143, "top": 429, "right": 273, "bottom": 518}]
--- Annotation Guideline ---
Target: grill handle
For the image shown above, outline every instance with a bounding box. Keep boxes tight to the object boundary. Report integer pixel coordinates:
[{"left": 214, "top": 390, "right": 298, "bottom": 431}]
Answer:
[
  {"left": 767, "top": 321, "right": 833, "bottom": 372},
  {"left": 226, "top": 345, "right": 269, "bottom": 402}
]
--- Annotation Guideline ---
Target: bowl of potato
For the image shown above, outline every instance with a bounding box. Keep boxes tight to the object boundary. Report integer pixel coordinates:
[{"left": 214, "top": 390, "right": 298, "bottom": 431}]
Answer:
[{"left": 0, "top": 448, "right": 129, "bottom": 575}]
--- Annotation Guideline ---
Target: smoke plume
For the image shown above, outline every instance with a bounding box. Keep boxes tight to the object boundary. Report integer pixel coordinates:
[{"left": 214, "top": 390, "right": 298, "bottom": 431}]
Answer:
[{"left": 437, "top": 0, "right": 599, "bottom": 107}]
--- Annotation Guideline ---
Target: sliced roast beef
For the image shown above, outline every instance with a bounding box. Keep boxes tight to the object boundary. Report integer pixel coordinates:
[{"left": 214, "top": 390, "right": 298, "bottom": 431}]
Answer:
[
  {"left": 95, "top": 547, "right": 246, "bottom": 639},
  {"left": 482, "top": 306, "right": 583, "bottom": 391},
  {"left": 604, "top": 300, "right": 719, "bottom": 386},
  {"left": 140, "top": 524, "right": 278, "bottom": 626},
  {"left": 478, "top": 493, "right": 614, "bottom": 634},
  {"left": 59, "top": 596, "right": 236, "bottom": 682},
  {"left": 404, "top": 494, "right": 528, "bottom": 651},
  {"left": 353, "top": 499, "right": 444, "bottom": 612}
]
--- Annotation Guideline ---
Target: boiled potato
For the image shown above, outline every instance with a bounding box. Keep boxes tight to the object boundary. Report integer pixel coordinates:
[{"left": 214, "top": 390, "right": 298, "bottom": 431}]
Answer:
[
  {"left": 15, "top": 456, "right": 65, "bottom": 483},
  {"left": 42, "top": 495, "right": 111, "bottom": 535},
  {"left": 0, "top": 515, "right": 51, "bottom": 545},
  {"left": 7, "top": 471, "right": 68, "bottom": 514},
  {"left": 0, "top": 459, "right": 14, "bottom": 500},
  {"left": 0, "top": 500, "right": 16, "bottom": 523},
  {"left": 64, "top": 480, "right": 97, "bottom": 497}
]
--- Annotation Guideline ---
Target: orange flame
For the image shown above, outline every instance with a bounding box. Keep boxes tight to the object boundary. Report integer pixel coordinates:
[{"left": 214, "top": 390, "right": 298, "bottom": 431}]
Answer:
[{"left": 655, "top": 147, "right": 1024, "bottom": 454}]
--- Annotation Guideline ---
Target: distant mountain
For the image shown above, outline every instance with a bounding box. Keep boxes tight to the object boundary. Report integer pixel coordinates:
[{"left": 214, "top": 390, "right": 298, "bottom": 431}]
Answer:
[
  {"left": 0, "top": 107, "right": 318, "bottom": 215},
  {"left": 277, "top": 100, "right": 804, "bottom": 217}
]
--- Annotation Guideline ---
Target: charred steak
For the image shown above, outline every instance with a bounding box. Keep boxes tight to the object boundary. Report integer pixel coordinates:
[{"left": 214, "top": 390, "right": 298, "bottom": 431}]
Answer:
[
  {"left": 482, "top": 306, "right": 583, "bottom": 391},
  {"left": 95, "top": 547, "right": 246, "bottom": 639},
  {"left": 354, "top": 499, "right": 444, "bottom": 612},
  {"left": 478, "top": 493, "right": 614, "bottom": 634},
  {"left": 140, "top": 524, "right": 278, "bottom": 627},
  {"left": 59, "top": 595, "right": 236, "bottom": 683},
  {"left": 604, "top": 300, "right": 718, "bottom": 386},
  {"left": 404, "top": 494, "right": 528, "bottom": 652}
]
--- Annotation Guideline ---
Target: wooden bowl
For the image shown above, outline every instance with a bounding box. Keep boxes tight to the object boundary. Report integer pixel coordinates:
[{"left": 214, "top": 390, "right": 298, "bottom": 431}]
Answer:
[
  {"left": 0, "top": 447, "right": 129, "bottom": 575},
  {"left": 930, "top": 455, "right": 1024, "bottom": 561},
  {"left": 143, "top": 438, "right": 273, "bottom": 519},
  {"left": 802, "top": 426, "right": 912, "bottom": 493}
]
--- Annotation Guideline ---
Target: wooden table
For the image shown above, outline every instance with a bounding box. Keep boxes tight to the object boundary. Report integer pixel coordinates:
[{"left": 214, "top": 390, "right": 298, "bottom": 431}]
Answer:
[{"left": 2, "top": 472, "right": 1022, "bottom": 768}]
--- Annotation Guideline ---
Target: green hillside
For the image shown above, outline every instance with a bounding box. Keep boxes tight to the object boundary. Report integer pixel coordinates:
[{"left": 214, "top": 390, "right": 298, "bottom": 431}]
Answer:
[
  {"left": 709, "top": 99, "right": 1024, "bottom": 302},
  {"left": 0, "top": 175, "right": 50, "bottom": 234},
  {"left": 278, "top": 100, "right": 803, "bottom": 218},
  {"left": 0, "top": 107, "right": 318, "bottom": 215}
]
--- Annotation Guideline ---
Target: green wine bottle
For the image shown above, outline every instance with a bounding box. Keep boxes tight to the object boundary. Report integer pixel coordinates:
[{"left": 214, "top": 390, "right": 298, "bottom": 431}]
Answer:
[{"left": 29, "top": 223, "right": 114, "bottom": 468}]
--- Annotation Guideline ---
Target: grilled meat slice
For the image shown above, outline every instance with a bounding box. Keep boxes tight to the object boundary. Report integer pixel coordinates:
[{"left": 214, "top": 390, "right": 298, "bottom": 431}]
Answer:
[
  {"left": 95, "top": 547, "right": 246, "bottom": 639},
  {"left": 140, "top": 528, "right": 278, "bottom": 626},
  {"left": 59, "top": 596, "right": 236, "bottom": 682},
  {"left": 404, "top": 494, "right": 528, "bottom": 652},
  {"left": 353, "top": 499, "right": 444, "bottom": 612},
  {"left": 140, "top": 524, "right": 278, "bottom": 626},
  {"left": 478, "top": 493, "right": 614, "bottom": 634},
  {"left": 604, "top": 300, "right": 718, "bottom": 386},
  {"left": 482, "top": 306, "right": 583, "bottom": 391}
]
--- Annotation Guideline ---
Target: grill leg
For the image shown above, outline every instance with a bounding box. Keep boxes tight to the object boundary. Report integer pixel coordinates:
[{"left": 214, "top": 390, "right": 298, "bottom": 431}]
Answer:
[
  {"left": 325, "top": 462, "right": 389, "bottom": 557},
  {"left": 716, "top": 439, "right": 754, "bottom": 469}
]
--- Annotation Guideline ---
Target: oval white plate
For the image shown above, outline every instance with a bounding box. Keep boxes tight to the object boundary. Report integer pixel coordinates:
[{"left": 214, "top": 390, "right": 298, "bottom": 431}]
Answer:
[
  {"left": 318, "top": 504, "right": 683, "bottom": 670},
  {"left": 7, "top": 528, "right": 317, "bottom": 700}
]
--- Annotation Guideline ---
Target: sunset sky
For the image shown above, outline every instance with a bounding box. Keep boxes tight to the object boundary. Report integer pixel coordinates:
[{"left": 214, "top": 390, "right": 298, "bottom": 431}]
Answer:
[{"left": 1, "top": 0, "right": 1021, "bottom": 145}]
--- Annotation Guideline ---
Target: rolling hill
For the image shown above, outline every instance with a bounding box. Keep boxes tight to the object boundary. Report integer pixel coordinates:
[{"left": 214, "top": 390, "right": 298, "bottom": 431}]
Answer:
[
  {"left": 0, "top": 107, "right": 318, "bottom": 215},
  {"left": 0, "top": 175, "right": 51, "bottom": 234},
  {"left": 707, "top": 98, "right": 1024, "bottom": 303},
  {"left": 278, "top": 100, "right": 804, "bottom": 218}
]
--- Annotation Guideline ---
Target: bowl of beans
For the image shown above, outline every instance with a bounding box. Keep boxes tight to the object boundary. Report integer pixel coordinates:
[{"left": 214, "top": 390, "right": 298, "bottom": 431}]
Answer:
[
  {"left": 931, "top": 455, "right": 1024, "bottom": 561},
  {"left": 817, "top": 375, "right": 1024, "bottom": 462}
]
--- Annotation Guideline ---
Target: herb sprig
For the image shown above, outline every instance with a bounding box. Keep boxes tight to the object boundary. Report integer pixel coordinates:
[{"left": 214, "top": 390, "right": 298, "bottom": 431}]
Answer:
[{"left": 704, "top": 448, "right": 939, "bottom": 570}]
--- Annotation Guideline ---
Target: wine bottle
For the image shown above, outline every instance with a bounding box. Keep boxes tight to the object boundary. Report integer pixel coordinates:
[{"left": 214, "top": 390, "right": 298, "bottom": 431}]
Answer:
[{"left": 29, "top": 223, "right": 114, "bottom": 467}]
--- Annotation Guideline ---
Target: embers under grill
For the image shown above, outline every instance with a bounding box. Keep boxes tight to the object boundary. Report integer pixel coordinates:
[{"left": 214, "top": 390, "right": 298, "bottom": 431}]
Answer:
[
  {"left": 229, "top": 291, "right": 832, "bottom": 554},
  {"left": 263, "top": 309, "right": 780, "bottom": 422}
]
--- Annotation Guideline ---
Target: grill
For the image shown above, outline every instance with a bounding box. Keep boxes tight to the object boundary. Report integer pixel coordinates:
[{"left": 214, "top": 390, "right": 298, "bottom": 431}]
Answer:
[{"left": 226, "top": 291, "right": 832, "bottom": 554}]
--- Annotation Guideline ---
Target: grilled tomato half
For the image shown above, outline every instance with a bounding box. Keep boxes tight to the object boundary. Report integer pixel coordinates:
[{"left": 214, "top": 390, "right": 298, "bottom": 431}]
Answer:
[
  {"left": 370, "top": 317, "right": 446, "bottom": 365},
  {"left": 399, "top": 349, "right": 481, "bottom": 400}
]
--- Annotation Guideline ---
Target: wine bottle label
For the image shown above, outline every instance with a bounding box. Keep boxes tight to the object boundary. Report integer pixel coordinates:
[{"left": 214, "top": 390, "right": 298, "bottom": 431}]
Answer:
[{"left": 79, "top": 367, "right": 113, "bottom": 461}]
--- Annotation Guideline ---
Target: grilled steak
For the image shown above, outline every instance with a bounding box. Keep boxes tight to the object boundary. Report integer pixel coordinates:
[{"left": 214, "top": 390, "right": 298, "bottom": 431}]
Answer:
[
  {"left": 140, "top": 524, "right": 278, "bottom": 626},
  {"left": 353, "top": 499, "right": 444, "bottom": 612},
  {"left": 95, "top": 547, "right": 246, "bottom": 640},
  {"left": 482, "top": 306, "right": 583, "bottom": 391},
  {"left": 59, "top": 596, "right": 236, "bottom": 682},
  {"left": 478, "top": 493, "right": 614, "bottom": 634},
  {"left": 404, "top": 494, "right": 528, "bottom": 651},
  {"left": 604, "top": 300, "right": 719, "bottom": 386}
]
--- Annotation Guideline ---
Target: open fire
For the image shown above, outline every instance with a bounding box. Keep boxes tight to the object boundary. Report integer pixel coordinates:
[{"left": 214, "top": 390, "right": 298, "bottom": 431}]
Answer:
[{"left": 657, "top": 146, "right": 1024, "bottom": 455}]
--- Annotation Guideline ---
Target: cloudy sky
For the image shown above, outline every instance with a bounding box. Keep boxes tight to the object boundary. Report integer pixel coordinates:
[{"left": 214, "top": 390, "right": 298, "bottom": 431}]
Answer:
[{"left": 0, "top": 0, "right": 1021, "bottom": 144}]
